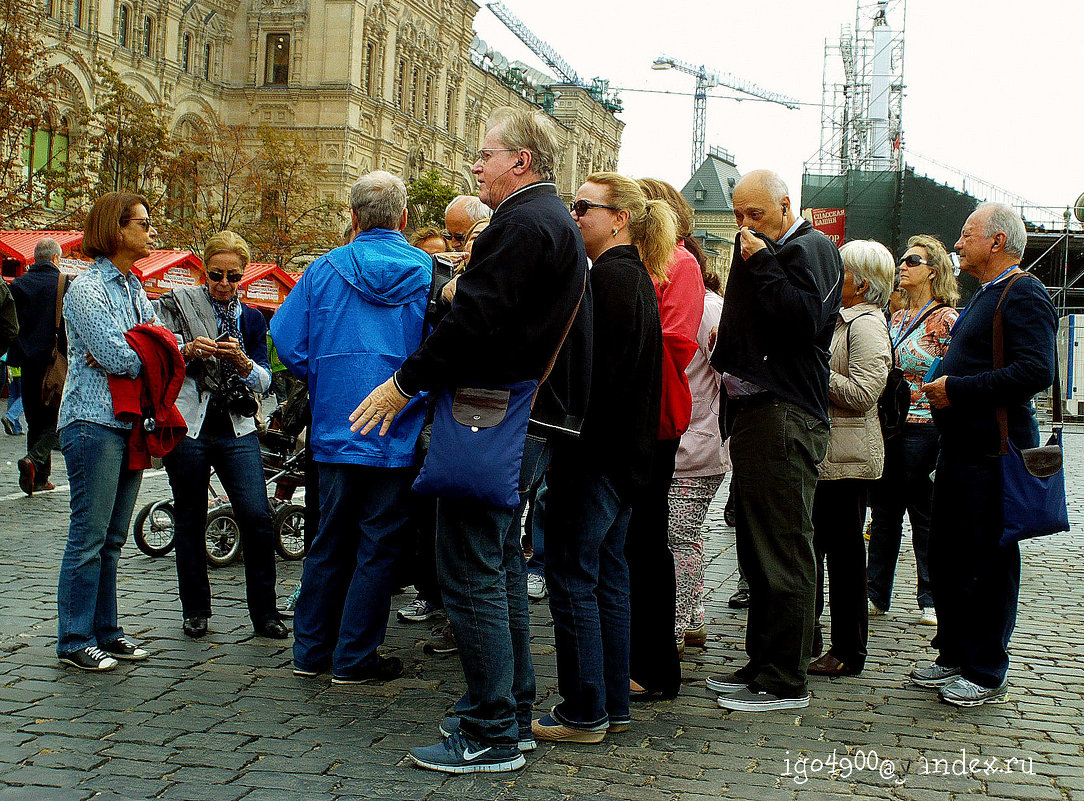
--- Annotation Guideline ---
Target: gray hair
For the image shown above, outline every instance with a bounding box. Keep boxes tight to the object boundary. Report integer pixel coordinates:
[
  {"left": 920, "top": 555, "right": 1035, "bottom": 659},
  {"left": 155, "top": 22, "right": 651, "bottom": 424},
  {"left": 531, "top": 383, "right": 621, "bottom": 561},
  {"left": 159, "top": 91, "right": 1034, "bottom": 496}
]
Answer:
[
  {"left": 486, "top": 107, "right": 561, "bottom": 182},
  {"left": 350, "top": 171, "right": 407, "bottom": 232},
  {"left": 976, "top": 202, "right": 1027, "bottom": 258},
  {"left": 34, "top": 237, "right": 62, "bottom": 263},
  {"left": 445, "top": 195, "right": 492, "bottom": 223},
  {"left": 840, "top": 239, "right": 895, "bottom": 308}
]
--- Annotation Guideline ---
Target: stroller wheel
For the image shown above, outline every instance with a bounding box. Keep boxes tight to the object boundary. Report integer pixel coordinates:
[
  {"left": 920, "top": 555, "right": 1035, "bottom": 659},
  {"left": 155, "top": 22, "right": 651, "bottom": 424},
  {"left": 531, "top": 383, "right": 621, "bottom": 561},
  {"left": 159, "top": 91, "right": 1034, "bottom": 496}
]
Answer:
[
  {"left": 133, "top": 501, "right": 176, "bottom": 556},
  {"left": 274, "top": 504, "right": 306, "bottom": 560},
  {"left": 205, "top": 506, "right": 242, "bottom": 567}
]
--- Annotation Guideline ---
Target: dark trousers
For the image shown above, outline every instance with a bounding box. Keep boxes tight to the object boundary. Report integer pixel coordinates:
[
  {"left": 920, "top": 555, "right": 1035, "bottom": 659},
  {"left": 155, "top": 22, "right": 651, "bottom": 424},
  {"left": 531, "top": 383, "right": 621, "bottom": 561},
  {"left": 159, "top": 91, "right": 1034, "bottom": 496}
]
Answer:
[
  {"left": 867, "top": 422, "right": 938, "bottom": 610},
  {"left": 812, "top": 478, "right": 870, "bottom": 670},
  {"left": 406, "top": 491, "right": 442, "bottom": 607},
  {"left": 294, "top": 463, "right": 412, "bottom": 674},
  {"left": 929, "top": 448, "right": 1020, "bottom": 688},
  {"left": 625, "top": 437, "right": 681, "bottom": 697},
  {"left": 435, "top": 435, "right": 550, "bottom": 746},
  {"left": 729, "top": 398, "right": 827, "bottom": 697},
  {"left": 164, "top": 429, "right": 278, "bottom": 623},
  {"left": 21, "top": 364, "right": 59, "bottom": 482}
]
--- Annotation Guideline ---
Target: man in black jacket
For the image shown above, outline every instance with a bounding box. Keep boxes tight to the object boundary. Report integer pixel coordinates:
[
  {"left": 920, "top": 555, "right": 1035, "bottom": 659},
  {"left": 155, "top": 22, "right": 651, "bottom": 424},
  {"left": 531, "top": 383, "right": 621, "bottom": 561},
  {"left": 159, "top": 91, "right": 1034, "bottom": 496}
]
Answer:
[
  {"left": 351, "top": 107, "right": 590, "bottom": 773},
  {"left": 707, "top": 170, "right": 842, "bottom": 712},
  {"left": 9, "top": 237, "right": 67, "bottom": 495},
  {"left": 914, "top": 203, "right": 1056, "bottom": 707}
]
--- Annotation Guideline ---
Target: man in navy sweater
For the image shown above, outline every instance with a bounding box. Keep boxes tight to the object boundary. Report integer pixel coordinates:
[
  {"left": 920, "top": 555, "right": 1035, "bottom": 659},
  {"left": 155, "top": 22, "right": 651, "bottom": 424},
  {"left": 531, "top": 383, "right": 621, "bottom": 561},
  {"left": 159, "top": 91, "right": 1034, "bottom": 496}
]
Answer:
[{"left": 915, "top": 202, "right": 1056, "bottom": 707}]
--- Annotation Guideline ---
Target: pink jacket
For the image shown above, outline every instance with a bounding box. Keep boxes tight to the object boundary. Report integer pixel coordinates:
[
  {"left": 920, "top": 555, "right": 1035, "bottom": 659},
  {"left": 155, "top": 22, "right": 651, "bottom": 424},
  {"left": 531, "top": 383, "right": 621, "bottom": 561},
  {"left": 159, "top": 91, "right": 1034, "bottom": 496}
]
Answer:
[{"left": 675, "top": 289, "right": 731, "bottom": 478}]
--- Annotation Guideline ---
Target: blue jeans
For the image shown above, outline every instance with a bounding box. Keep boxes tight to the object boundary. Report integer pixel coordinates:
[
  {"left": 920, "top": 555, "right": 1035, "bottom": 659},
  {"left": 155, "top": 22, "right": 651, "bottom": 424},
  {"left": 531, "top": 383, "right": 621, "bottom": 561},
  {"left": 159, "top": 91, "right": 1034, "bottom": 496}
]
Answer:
[
  {"left": 4, "top": 375, "right": 23, "bottom": 434},
  {"left": 163, "top": 428, "right": 278, "bottom": 622},
  {"left": 544, "top": 456, "right": 631, "bottom": 728},
  {"left": 436, "top": 434, "right": 550, "bottom": 746},
  {"left": 867, "top": 422, "right": 938, "bottom": 610},
  {"left": 293, "top": 463, "right": 413, "bottom": 674},
  {"left": 57, "top": 422, "right": 142, "bottom": 656},
  {"left": 525, "top": 480, "right": 547, "bottom": 577}
]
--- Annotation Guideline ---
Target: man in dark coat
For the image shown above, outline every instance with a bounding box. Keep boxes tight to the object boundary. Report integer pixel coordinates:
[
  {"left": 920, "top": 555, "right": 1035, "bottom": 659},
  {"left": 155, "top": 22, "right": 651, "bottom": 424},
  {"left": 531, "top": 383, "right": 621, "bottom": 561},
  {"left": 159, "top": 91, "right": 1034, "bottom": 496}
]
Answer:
[
  {"left": 707, "top": 169, "right": 843, "bottom": 712},
  {"left": 351, "top": 106, "right": 590, "bottom": 774},
  {"left": 915, "top": 202, "right": 1056, "bottom": 707},
  {"left": 9, "top": 237, "right": 67, "bottom": 494}
]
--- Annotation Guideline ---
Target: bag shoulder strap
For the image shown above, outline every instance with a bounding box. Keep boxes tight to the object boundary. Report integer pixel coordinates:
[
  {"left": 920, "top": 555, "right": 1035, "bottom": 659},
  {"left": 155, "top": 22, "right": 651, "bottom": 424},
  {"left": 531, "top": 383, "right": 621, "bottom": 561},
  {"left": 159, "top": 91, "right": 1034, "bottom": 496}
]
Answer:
[
  {"left": 53, "top": 274, "right": 69, "bottom": 343},
  {"left": 893, "top": 302, "right": 948, "bottom": 357},
  {"left": 993, "top": 271, "right": 1059, "bottom": 455},
  {"left": 539, "top": 267, "right": 587, "bottom": 387}
]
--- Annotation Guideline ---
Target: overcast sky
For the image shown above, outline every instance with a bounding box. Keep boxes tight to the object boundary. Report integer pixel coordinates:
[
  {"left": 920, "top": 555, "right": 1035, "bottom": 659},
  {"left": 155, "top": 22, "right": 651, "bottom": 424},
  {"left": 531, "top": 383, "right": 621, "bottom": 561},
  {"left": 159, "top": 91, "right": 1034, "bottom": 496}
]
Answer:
[{"left": 473, "top": 0, "right": 1084, "bottom": 223}]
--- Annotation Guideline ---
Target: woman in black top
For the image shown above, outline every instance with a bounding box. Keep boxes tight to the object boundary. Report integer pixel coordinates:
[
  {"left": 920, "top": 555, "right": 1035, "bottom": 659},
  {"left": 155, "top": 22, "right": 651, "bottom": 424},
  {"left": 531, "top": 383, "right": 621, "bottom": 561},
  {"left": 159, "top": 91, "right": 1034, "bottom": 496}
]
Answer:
[{"left": 531, "top": 172, "right": 673, "bottom": 743}]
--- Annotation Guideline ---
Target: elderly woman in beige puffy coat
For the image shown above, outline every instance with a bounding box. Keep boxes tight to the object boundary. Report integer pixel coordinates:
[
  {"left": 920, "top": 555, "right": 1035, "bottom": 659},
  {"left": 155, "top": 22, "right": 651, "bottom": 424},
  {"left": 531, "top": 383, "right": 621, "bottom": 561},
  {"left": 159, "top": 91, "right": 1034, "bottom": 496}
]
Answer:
[{"left": 808, "top": 240, "right": 894, "bottom": 677}]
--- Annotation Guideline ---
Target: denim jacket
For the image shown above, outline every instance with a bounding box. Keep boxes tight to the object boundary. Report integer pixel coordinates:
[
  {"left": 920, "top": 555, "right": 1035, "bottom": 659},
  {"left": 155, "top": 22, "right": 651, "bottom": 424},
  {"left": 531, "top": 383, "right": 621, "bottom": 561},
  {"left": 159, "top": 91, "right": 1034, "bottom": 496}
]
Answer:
[{"left": 58, "top": 257, "right": 155, "bottom": 431}]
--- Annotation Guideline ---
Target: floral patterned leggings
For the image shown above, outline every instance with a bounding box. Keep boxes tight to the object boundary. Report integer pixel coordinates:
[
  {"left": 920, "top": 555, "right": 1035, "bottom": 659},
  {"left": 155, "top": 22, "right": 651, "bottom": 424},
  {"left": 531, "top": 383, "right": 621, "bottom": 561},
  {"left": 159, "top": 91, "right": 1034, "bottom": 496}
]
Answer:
[{"left": 668, "top": 473, "right": 725, "bottom": 640}]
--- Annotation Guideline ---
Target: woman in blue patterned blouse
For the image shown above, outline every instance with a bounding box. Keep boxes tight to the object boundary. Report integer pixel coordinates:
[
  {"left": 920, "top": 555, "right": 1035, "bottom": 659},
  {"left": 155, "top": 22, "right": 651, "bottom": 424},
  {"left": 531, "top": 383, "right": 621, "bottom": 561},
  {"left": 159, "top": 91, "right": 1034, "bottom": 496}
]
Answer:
[{"left": 56, "top": 192, "right": 157, "bottom": 672}]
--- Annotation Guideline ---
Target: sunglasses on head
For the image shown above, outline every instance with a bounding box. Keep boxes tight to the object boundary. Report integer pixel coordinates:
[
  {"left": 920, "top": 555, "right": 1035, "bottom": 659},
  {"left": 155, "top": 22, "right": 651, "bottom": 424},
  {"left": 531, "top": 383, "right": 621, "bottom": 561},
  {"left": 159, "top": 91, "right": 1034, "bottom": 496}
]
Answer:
[
  {"left": 570, "top": 199, "right": 619, "bottom": 217},
  {"left": 207, "top": 270, "right": 244, "bottom": 283},
  {"left": 898, "top": 254, "right": 930, "bottom": 267}
]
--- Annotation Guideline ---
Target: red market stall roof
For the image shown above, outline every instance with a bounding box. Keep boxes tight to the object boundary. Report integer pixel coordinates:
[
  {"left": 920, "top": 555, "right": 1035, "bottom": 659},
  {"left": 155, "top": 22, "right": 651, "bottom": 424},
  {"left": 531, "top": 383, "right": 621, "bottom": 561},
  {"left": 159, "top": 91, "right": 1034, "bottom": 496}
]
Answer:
[
  {"left": 239, "top": 262, "right": 298, "bottom": 310},
  {"left": 0, "top": 230, "right": 85, "bottom": 279},
  {"left": 133, "top": 250, "right": 205, "bottom": 297}
]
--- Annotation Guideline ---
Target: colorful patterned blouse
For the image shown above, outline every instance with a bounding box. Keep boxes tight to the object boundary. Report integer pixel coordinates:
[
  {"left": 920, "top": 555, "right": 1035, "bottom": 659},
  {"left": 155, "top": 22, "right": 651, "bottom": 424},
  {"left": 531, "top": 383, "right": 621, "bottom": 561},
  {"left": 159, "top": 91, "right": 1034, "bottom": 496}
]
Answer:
[{"left": 890, "top": 304, "right": 959, "bottom": 423}]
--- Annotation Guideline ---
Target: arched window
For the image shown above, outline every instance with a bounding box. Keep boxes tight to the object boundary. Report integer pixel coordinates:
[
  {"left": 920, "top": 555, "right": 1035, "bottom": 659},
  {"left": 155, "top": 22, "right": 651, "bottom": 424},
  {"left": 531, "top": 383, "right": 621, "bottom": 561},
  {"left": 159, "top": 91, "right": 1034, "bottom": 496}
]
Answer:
[
  {"left": 142, "top": 16, "right": 153, "bottom": 55},
  {"left": 23, "top": 116, "right": 70, "bottom": 210},
  {"left": 72, "top": 0, "right": 82, "bottom": 28},
  {"left": 397, "top": 59, "right": 406, "bottom": 110},
  {"left": 182, "top": 33, "right": 191, "bottom": 72},
  {"left": 364, "top": 42, "right": 377, "bottom": 96},
  {"left": 203, "top": 42, "right": 212, "bottom": 79},
  {"left": 44, "top": 0, "right": 54, "bottom": 17},
  {"left": 264, "top": 33, "right": 290, "bottom": 85},
  {"left": 424, "top": 74, "right": 433, "bottom": 123},
  {"left": 445, "top": 87, "right": 454, "bottom": 132},
  {"left": 410, "top": 67, "right": 419, "bottom": 118},
  {"left": 118, "top": 5, "right": 130, "bottom": 48}
]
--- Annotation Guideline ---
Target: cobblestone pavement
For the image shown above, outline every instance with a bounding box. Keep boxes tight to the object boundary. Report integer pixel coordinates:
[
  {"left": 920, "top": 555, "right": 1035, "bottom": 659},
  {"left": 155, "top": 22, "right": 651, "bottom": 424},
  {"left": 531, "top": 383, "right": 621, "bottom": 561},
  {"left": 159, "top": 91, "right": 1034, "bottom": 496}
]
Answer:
[{"left": 0, "top": 422, "right": 1082, "bottom": 801}]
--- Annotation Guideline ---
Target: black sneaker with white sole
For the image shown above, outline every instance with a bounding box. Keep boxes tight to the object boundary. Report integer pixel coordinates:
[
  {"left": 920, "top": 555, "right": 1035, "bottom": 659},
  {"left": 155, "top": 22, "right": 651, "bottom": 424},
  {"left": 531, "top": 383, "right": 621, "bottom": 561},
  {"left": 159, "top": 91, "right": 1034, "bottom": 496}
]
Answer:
[
  {"left": 100, "top": 636, "right": 149, "bottom": 661},
  {"left": 716, "top": 684, "right": 810, "bottom": 711},
  {"left": 59, "top": 646, "right": 119, "bottom": 672},
  {"left": 706, "top": 671, "right": 751, "bottom": 694}
]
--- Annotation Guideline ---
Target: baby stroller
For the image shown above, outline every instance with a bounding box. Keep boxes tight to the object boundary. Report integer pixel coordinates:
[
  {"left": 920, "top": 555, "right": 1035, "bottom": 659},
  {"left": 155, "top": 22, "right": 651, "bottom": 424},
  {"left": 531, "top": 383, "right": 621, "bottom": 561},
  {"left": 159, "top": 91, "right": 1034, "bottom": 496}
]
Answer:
[{"left": 132, "top": 386, "right": 309, "bottom": 565}]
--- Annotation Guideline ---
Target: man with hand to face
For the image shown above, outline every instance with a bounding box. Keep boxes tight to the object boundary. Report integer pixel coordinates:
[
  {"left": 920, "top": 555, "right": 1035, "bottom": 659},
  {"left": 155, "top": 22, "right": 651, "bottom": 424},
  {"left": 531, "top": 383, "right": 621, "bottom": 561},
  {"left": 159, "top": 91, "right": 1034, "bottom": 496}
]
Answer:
[
  {"left": 707, "top": 169, "right": 843, "bottom": 713},
  {"left": 910, "top": 203, "right": 1056, "bottom": 707}
]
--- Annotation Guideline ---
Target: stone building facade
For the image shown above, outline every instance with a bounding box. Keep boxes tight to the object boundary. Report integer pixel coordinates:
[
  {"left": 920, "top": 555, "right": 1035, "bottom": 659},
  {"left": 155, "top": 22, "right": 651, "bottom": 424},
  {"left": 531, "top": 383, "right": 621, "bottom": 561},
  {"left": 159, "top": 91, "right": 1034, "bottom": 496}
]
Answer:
[
  {"left": 682, "top": 147, "right": 741, "bottom": 287},
  {"left": 37, "top": 0, "right": 622, "bottom": 207}
]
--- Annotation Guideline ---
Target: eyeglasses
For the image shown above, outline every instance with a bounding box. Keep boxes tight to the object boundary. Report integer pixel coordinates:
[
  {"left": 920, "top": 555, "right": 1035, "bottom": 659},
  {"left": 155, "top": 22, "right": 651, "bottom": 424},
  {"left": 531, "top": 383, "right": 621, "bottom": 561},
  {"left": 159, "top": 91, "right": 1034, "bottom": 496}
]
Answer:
[
  {"left": 898, "top": 254, "right": 930, "bottom": 267},
  {"left": 570, "top": 199, "right": 619, "bottom": 217},
  {"left": 207, "top": 270, "right": 244, "bottom": 284},
  {"left": 124, "top": 218, "right": 154, "bottom": 231},
  {"left": 442, "top": 230, "right": 467, "bottom": 244},
  {"left": 473, "top": 148, "right": 517, "bottom": 164}
]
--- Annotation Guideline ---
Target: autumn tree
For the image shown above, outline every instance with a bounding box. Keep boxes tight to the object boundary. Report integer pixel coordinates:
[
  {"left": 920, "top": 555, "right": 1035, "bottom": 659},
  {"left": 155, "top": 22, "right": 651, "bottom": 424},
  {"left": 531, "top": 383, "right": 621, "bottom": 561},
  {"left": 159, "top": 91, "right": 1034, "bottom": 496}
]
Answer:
[
  {"left": 245, "top": 127, "right": 344, "bottom": 268},
  {"left": 0, "top": 0, "right": 82, "bottom": 224},
  {"left": 159, "top": 114, "right": 259, "bottom": 256},
  {"left": 407, "top": 169, "right": 458, "bottom": 230}
]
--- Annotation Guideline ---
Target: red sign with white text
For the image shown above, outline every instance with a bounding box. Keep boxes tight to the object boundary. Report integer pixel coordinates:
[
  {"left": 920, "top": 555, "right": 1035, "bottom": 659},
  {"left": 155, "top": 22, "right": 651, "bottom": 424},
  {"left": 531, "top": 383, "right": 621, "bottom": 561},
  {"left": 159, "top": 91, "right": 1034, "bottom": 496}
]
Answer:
[{"left": 809, "top": 208, "right": 846, "bottom": 247}]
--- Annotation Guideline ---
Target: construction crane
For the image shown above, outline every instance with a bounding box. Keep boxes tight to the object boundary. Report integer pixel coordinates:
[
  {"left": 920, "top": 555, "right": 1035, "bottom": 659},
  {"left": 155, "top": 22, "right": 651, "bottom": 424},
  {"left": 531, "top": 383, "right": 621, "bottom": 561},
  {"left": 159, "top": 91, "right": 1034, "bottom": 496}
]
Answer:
[
  {"left": 486, "top": 2, "right": 580, "bottom": 85},
  {"left": 652, "top": 55, "right": 800, "bottom": 176}
]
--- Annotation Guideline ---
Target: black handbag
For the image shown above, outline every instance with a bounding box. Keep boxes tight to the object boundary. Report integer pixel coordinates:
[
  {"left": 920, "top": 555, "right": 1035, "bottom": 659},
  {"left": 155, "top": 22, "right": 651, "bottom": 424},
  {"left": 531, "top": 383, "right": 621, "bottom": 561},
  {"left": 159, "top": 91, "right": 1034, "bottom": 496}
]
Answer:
[
  {"left": 878, "top": 303, "right": 946, "bottom": 440},
  {"left": 992, "top": 273, "right": 1069, "bottom": 547}
]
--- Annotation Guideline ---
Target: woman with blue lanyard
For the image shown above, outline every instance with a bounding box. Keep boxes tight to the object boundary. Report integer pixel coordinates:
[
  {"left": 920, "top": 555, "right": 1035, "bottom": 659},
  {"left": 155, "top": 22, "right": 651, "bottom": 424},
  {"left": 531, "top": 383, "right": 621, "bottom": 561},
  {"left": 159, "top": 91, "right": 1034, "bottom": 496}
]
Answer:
[
  {"left": 866, "top": 235, "right": 959, "bottom": 626},
  {"left": 56, "top": 192, "right": 158, "bottom": 671}
]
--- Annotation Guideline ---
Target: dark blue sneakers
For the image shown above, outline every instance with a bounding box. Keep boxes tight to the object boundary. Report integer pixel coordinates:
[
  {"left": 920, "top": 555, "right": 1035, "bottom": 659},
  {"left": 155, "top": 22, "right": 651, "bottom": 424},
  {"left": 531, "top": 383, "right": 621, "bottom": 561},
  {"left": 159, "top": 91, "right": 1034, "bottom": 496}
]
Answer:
[{"left": 409, "top": 731, "right": 526, "bottom": 774}]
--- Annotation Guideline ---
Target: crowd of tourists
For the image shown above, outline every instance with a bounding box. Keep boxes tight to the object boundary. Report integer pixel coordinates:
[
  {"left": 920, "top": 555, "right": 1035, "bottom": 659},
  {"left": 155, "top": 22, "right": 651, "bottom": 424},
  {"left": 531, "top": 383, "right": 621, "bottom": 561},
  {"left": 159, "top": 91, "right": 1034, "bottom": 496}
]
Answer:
[{"left": 0, "top": 105, "right": 1056, "bottom": 776}]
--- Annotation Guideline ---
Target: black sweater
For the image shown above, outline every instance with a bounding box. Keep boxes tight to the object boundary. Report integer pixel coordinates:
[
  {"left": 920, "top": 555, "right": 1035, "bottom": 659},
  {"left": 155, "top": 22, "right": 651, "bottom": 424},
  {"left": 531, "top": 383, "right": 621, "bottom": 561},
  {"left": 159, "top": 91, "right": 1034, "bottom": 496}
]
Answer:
[
  {"left": 560, "top": 245, "right": 662, "bottom": 495},
  {"left": 396, "top": 183, "right": 591, "bottom": 438},
  {"left": 934, "top": 272, "right": 1056, "bottom": 456},
  {"left": 710, "top": 220, "right": 842, "bottom": 423}
]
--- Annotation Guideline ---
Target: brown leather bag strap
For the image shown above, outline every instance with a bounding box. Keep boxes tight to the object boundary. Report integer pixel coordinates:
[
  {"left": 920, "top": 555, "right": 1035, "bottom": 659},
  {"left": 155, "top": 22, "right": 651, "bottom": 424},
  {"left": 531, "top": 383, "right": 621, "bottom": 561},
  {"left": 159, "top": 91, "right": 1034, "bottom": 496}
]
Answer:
[
  {"left": 539, "top": 267, "right": 587, "bottom": 386},
  {"left": 53, "top": 273, "right": 67, "bottom": 345}
]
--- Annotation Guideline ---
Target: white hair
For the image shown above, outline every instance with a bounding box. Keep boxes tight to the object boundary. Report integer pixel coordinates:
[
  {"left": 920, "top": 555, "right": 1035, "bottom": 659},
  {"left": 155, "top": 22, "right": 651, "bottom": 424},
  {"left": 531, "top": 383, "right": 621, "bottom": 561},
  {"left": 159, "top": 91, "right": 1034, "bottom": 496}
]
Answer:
[
  {"left": 445, "top": 195, "right": 491, "bottom": 223},
  {"left": 840, "top": 239, "right": 895, "bottom": 308},
  {"left": 975, "top": 202, "right": 1027, "bottom": 258},
  {"left": 350, "top": 171, "right": 407, "bottom": 231}
]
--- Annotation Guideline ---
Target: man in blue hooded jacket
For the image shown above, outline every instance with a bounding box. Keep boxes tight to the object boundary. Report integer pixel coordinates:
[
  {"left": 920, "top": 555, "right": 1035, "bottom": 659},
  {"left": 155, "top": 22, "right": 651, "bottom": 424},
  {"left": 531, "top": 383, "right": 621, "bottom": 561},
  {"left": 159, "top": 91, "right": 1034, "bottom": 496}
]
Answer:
[{"left": 271, "top": 171, "right": 432, "bottom": 682}]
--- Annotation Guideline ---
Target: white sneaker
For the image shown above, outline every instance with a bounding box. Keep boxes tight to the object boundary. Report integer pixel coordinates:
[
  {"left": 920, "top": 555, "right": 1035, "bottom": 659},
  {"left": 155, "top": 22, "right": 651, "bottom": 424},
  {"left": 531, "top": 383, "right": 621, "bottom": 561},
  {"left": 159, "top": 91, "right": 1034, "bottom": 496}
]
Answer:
[
  {"left": 526, "top": 573, "right": 548, "bottom": 600},
  {"left": 868, "top": 600, "right": 886, "bottom": 616},
  {"left": 918, "top": 607, "right": 938, "bottom": 626}
]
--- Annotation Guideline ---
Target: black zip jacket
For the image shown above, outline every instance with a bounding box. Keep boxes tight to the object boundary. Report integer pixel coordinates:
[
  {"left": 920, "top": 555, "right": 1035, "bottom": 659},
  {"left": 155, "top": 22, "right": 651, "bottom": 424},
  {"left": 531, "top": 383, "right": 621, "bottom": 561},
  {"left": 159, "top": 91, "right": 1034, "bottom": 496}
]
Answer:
[
  {"left": 396, "top": 182, "right": 591, "bottom": 438},
  {"left": 710, "top": 220, "right": 842, "bottom": 423}
]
